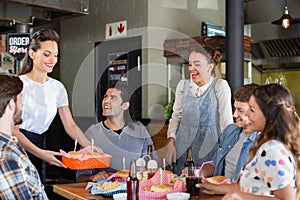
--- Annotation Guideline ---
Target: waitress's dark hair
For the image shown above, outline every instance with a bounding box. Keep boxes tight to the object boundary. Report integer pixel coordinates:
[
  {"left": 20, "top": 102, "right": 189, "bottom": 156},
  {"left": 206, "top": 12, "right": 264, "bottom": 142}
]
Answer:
[{"left": 19, "top": 28, "right": 60, "bottom": 75}]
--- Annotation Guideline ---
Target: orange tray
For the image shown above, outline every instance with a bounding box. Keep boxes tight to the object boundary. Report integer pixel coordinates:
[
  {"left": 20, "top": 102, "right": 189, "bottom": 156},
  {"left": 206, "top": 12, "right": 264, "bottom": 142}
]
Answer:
[{"left": 62, "top": 155, "right": 111, "bottom": 170}]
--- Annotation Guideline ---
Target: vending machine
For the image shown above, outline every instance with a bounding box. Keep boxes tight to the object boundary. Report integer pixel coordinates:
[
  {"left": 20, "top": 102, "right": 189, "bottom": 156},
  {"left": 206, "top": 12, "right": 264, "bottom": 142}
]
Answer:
[{"left": 94, "top": 36, "right": 142, "bottom": 122}]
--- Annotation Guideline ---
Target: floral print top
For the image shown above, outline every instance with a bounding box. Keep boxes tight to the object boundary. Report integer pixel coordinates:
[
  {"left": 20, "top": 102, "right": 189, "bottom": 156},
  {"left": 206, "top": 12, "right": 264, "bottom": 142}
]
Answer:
[{"left": 240, "top": 140, "right": 296, "bottom": 196}]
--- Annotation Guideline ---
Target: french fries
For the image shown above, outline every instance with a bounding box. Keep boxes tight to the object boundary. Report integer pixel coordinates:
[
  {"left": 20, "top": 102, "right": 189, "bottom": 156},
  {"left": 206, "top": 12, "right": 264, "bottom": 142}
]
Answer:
[{"left": 96, "top": 181, "right": 121, "bottom": 190}]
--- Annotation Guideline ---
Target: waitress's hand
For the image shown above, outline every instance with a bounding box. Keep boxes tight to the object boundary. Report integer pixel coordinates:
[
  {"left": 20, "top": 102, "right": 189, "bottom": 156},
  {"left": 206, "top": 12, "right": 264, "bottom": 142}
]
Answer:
[
  {"left": 39, "top": 149, "right": 66, "bottom": 168},
  {"left": 165, "top": 137, "right": 176, "bottom": 168}
]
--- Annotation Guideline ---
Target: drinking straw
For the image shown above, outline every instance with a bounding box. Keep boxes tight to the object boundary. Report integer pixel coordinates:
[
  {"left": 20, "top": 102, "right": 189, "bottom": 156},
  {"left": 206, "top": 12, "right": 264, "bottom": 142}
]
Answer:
[
  {"left": 199, "top": 160, "right": 213, "bottom": 173},
  {"left": 91, "top": 138, "right": 94, "bottom": 152},
  {"left": 163, "top": 158, "right": 166, "bottom": 171},
  {"left": 160, "top": 168, "right": 163, "bottom": 184},
  {"left": 123, "top": 157, "right": 125, "bottom": 171},
  {"left": 74, "top": 139, "right": 77, "bottom": 152}
]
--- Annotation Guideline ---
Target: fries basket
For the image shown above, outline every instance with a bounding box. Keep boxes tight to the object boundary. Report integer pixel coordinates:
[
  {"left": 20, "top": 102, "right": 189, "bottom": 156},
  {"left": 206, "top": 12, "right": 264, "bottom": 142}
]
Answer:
[
  {"left": 60, "top": 149, "right": 111, "bottom": 170},
  {"left": 86, "top": 180, "right": 126, "bottom": 197}
]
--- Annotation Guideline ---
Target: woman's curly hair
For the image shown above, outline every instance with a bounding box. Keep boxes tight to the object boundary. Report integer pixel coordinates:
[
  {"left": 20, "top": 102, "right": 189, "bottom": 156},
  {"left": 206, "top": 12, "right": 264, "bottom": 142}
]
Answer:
[{"left": 188, "top": 45, "right": 222, "bottom": 76}]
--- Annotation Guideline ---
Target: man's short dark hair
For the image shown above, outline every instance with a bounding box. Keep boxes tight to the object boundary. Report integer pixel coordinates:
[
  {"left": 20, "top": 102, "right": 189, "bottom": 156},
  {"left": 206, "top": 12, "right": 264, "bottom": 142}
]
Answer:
[
  {"left": 0, "top": 74, "right": 23, "bottom": 117},
  {"left": 234, "top": 83, "right": 259, "bottom": 102}
]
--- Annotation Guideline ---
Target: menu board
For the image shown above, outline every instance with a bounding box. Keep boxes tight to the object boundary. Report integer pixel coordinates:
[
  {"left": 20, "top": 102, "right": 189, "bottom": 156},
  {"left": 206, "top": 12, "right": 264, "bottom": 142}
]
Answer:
[{"left": 108, "top": 52, "right": 128, "bottom": 85}]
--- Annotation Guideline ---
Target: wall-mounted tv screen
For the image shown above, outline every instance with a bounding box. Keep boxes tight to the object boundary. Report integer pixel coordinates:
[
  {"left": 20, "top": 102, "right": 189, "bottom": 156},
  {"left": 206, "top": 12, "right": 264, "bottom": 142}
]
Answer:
[{"left": 201, "top": 22, "right": 225, "bottom": 37}]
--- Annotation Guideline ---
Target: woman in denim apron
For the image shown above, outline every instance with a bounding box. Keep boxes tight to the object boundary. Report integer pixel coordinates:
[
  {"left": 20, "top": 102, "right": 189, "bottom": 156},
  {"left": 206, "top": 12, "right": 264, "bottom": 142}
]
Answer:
[{"left": 166, "top": 46, "right": 233, "bottom": 175}]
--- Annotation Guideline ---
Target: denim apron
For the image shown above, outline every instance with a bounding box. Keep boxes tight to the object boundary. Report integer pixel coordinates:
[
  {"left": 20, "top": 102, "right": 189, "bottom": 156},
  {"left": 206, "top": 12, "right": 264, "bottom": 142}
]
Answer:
[{"left": 172, "top": 79, "right": 220, "bottom": 175}]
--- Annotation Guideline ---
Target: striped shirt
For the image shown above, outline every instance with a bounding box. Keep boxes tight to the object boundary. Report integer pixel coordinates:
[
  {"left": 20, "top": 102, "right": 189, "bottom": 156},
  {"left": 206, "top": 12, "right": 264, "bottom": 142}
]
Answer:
[{"left": 0, "top": 133, "right": 47, "bottom": 200}]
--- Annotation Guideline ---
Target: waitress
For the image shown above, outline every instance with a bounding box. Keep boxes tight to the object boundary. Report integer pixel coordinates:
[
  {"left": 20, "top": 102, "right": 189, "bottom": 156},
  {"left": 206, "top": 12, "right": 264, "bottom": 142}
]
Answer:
[
  {"left": 165, "top": 46, "right": 233, "bottom": 175},
  {"left": 13, "top": 28, "right": 99, "bottom": 184}
]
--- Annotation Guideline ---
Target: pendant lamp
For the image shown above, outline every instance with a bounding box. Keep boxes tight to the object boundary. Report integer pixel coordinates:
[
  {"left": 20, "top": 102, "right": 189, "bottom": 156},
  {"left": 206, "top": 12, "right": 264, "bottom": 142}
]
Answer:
[{"left": 271, "top": 0, "right": 300, "bottom": 29}]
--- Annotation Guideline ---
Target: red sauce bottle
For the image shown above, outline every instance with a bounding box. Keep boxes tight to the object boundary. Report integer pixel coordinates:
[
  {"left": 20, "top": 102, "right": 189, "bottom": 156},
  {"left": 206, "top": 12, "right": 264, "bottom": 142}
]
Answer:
[{"left": 127, "top": 159, "right": 139, "bottom": 200}]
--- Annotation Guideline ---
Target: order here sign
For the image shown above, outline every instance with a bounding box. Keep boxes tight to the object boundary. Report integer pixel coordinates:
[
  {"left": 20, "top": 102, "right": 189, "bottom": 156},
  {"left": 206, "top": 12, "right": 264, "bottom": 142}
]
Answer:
[{"left": 6, "top": 33, "right": 31, "bottom": 61}]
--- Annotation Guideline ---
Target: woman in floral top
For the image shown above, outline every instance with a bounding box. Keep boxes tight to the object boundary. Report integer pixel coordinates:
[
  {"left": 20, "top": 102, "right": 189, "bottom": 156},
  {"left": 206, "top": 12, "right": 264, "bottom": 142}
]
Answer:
[
  {"left": 197, "top": 84, "right": 300, "bottom": 200},
  {"left": 224, "top": 84, "right": 300, "bottom": 200}
]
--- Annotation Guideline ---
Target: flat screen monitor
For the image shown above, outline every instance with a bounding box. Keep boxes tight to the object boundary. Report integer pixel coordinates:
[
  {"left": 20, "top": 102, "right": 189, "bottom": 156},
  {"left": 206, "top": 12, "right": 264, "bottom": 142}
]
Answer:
[{"left": 201, "top": 22, "right": 225, "bottom": 37}]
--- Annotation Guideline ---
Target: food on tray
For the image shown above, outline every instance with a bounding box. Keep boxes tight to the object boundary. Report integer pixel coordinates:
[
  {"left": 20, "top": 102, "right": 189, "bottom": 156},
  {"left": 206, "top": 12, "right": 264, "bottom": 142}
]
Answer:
[
  {"left": 150, "top": 184, "right": 173, "bottom": 192},
  {"left": 67, "top": 151, "right": 104, "bottom": 159},
  {"left": 61, "top": 148, "right": 111, "bottom": 170},
  {"left": 67, "top": 151, "right": 83, "bottom": 158},
  {"left": 116, "top": 170, "right": 129, "bottom": 177},
  {"left": 204, "top": 176, "right": 226, "bottom": 184},
  {"left": 84, "top": 152, "right": 103, "bottom": 158},
  {"left": 96, "top": 181, "right": 122, "bottom": 190}
]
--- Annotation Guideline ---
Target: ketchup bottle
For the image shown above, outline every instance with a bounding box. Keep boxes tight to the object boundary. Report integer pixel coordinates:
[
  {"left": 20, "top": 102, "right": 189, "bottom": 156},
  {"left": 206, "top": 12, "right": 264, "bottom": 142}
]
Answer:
[{"left": 127, "top": 160, "right": 139, "bottom": 200}]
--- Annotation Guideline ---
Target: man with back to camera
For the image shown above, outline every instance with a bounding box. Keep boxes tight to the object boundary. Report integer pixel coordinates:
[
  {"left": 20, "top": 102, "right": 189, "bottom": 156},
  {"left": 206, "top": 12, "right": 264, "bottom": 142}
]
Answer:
[
  {"left": 200, "top": 83, "right": 259, "bottom": 183},
  {"left": 0, "top": 74, "right": 48, "bottom": 199},
  {"left": 76, "top": 82, "right": 158, "bottom": 182}
]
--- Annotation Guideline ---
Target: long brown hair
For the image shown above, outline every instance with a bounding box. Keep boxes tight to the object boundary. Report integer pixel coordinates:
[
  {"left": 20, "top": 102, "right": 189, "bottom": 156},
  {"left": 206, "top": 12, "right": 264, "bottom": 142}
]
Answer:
[
  {"left": 248, "top": 84, "right": 300, "bottom": 198},
  {"left": 19, "top": 28, "right": 59, "bottom": 75}
]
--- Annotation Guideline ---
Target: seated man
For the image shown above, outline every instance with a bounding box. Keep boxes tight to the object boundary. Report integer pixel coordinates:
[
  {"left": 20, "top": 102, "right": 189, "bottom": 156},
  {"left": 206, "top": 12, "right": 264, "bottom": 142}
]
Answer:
[
  {"left": 76, "top": 82, "right": 158, "bottom": 182},
  {"left": 200, "top": 83, "right": 259, "bottom": 182},
  {"left": 0, "top": 75, "right": 48, "bottom": 199}
]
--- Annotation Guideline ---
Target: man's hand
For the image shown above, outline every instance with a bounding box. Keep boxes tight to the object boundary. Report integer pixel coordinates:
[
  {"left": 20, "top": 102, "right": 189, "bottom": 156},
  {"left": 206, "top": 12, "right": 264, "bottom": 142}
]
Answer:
[
  {"left": 91, "top": 171, "right": 109, "bottom": 182},
  {"left": 38, "top": 149, "right": 66, "bottom": 168},
  {"left": 165, "top": 137, "right": 176, "bottom": 168},
  {"left": 196, "top": 181, "right": 219, "bottom": 195}
]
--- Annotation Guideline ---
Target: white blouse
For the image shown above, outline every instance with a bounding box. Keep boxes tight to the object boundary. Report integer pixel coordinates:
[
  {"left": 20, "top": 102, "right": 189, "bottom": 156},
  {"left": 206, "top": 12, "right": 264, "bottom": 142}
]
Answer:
[{"left": 19, "top": 75, "right": 69, "bottom": 134}]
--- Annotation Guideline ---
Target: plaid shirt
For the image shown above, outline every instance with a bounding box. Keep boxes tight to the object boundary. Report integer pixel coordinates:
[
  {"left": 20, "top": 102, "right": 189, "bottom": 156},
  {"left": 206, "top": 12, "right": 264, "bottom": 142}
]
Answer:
[{"left": 0, "top": 133, "right": 47, "bottom": 200}]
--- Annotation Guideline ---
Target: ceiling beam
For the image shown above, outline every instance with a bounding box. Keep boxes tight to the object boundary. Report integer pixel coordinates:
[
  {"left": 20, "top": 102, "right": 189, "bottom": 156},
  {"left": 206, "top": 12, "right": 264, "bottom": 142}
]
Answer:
[{"left": 2, "top": 0, "right": 89, "bottom": 14}]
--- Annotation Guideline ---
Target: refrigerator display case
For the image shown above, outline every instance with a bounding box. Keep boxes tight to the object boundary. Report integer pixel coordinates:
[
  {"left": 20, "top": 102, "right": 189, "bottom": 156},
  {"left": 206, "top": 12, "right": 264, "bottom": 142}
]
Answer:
[{"left": 94, "top": 36, "right": 142, "bottom": 122}]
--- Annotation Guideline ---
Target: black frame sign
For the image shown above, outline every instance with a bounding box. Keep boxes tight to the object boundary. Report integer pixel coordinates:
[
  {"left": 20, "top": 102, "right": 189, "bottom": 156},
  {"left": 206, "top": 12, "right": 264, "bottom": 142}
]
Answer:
[{"left": 6, "top": 33, "right": 31, "bottom": 61}]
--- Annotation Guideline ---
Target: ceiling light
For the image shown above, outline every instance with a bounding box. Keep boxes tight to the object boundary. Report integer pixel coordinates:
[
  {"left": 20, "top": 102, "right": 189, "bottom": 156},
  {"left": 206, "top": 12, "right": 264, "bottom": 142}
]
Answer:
[{"left": 271, "top": 0, "right": 300, "bottom": 29}]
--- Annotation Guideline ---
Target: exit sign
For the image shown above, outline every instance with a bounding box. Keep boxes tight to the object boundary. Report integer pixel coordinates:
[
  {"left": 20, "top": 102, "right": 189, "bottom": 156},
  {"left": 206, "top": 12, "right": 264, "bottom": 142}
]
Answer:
[{"left": 105, "top": 20, "right": 127, "bottom": 39}]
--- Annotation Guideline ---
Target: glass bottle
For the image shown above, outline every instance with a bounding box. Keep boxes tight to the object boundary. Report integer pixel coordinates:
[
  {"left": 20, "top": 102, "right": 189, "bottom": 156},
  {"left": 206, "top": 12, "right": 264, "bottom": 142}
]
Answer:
[
  {"left": 147, "top": 145, "right": 153, "bottom": 159},
  {"left": 127, "top": 160, "right": 139, "bottom": 200},
  {"left": 136, "top": 158, "right": 146, "bottom": 182},
  {"left": 183, "top": 147, "right": 194, "bottom": 176},
  {"left": 184, "top": 147, "right": 194, "bottom": 167},
  {"left": 147, "top": 159, "right": 158, "bottom": 179}
]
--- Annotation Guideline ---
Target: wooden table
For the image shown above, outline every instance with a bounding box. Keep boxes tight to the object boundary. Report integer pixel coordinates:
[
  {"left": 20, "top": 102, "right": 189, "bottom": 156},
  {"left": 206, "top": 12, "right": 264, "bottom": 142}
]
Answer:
[
  {"left": 53, "top": 182, "right": 224, "bottom": 200},
  {"left": 53, "top": 182, "right": 106, "bottom": 200}
]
